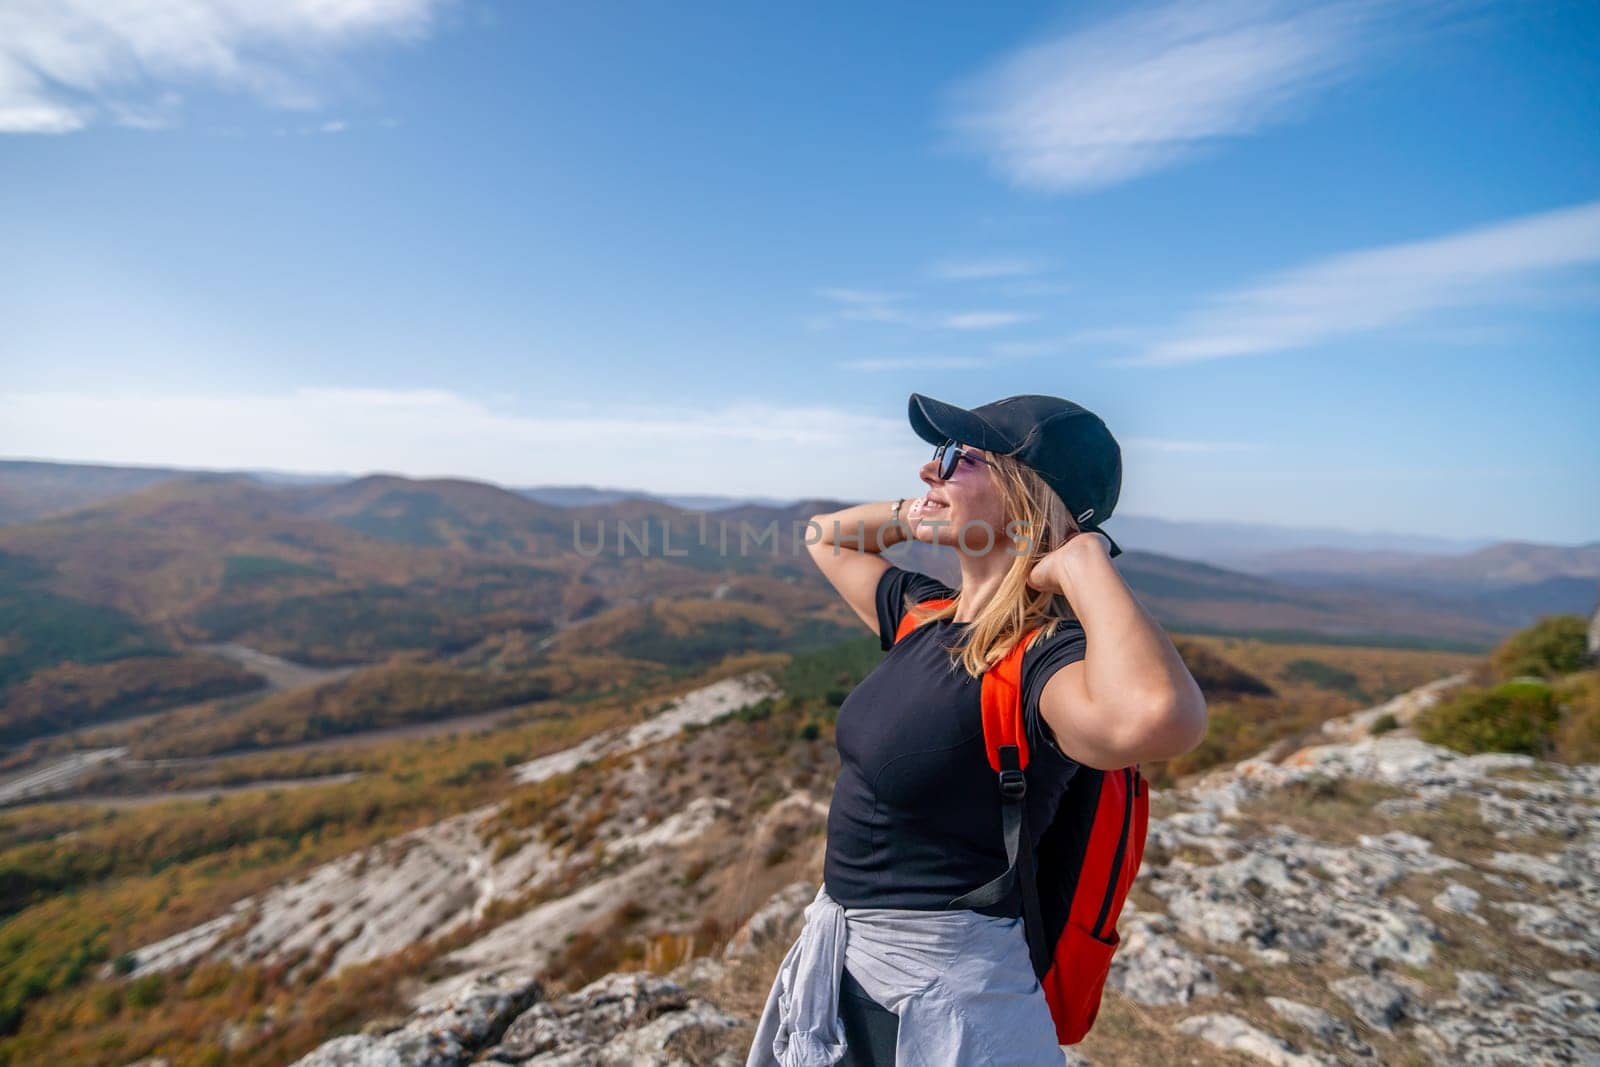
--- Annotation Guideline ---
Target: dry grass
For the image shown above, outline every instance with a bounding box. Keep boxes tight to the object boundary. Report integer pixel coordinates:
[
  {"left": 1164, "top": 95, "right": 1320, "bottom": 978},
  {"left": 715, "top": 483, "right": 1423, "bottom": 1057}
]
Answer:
[
  {"left": 687, "top": 924, "right": 794, "bottom": 1062},
  {"left": 1067, "top": 988, "right": 1266, "bottom": 1066},
  {"left": 1232, "top": 773, "right": 1411, "bottom": 846},
  {"left": 1388, "top": 792, "right": 1572, "bottom": 865},
  {"left": 1149, "top": 635, "right": 1479, "bottom": 788}
]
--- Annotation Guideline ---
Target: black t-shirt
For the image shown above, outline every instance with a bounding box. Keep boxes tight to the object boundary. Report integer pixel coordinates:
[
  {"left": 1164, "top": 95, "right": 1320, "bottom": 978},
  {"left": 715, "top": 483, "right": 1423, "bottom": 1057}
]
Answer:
[{"left": 823, "top": 564, "right": 1087, "bottom": 918}]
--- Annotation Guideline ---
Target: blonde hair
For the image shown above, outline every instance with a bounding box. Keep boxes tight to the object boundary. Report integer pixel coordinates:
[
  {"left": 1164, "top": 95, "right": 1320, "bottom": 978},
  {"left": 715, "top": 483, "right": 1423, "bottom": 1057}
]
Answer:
[{"left": 902, "top": 452, "right": 1082, "bottom": 677}]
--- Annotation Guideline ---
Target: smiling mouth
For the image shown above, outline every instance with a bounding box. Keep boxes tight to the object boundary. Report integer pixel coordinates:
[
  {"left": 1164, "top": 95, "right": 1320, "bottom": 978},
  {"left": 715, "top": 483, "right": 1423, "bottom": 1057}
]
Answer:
[{"left": 921, "top": 496, "right": 949, "bottom": 512}]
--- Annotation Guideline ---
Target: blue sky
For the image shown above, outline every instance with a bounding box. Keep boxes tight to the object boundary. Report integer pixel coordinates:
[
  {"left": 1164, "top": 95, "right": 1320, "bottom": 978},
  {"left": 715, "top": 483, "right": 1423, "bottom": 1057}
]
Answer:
[{"left": 1, "top": 0, "right": 1597, "bottom": 544}]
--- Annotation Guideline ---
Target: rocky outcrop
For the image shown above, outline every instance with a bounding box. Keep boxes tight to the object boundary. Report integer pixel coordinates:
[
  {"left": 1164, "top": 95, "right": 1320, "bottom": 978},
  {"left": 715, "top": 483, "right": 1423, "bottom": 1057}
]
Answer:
[
  {"left": 1316, "top": 671, "right": 1470, "bottom": 740},
  {"left": 289, "top": 970, "right": 740, "bottom": 1067},
  {"left": 510, "top": 676, "right": 780, "bottom": 786},
  {"left": 1176, "top": 1012, "right": 1332, "bottom": 1066},
  {"left": 720, "top": 879, "right": 813, "bottom": 961},
  {"left": 111, "top": 672, "right": 779, "bottom": 985},
  {"left": 479, "top": 973, "right": 740, "bottom": 1065},
  {"left": 291, "top": 970, "right": 540, "bottom": 1067},
  {"left": 283, "top": 671, "right": 1600, "bottom": 1065},
  {"left": 1100, "top": 715, "right": 1599, "bottom": 1062}
]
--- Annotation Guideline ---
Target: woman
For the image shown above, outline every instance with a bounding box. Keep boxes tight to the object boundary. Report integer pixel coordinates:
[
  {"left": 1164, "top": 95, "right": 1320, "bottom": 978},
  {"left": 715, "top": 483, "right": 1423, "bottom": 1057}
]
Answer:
[{"left": 744, "top": 393, "right": 1206, "bottom": 1067}]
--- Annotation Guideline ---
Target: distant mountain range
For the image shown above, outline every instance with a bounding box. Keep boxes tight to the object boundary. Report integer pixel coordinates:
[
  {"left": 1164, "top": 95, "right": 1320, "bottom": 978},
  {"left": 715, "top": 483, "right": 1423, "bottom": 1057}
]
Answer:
[
  {"left": 1, "top": 458, "right": 1594, "bottom": 657},
  {"left": 1104, "top": 512, "right": 1493, "bottom": 561},
  {"left": 0, "top": 459, "right": 786, "bottom": 524}
]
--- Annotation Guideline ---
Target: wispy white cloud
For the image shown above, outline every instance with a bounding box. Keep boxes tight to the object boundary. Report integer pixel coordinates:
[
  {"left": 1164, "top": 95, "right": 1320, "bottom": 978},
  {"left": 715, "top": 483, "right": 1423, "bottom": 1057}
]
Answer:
[
  {"left": 1121, "top": 198, "right": 1600, "bottom": 366},
  {"left": 929, "top": 256, "right": 1047, "bottom": 280},
  {"left": 991, "top": 280, "right": 1075, "bottom": 298},
  {"left": 837, "top": 355, "right": 1000, "bottom": 372},
  {"left": 986, "top": 329, "right": 1153, "bottom": 358},
  {"left": 815, "top": 289, "right": 1035, "bottom": 331},
  {"left": 839, "top": 331, "right": 1132, "bottom": 370},
  {"left": 938, "top": 311, "right": 1038, "bottom": 330},
  {"left": 943, "top": 0, "right": 1429, "bottom": 193},
  {"left": 1123, "top": 436, "right": 1257, "bottom": 453},
  {"left": 817, "top": 288, "right": 906, "bottom": 305},
  {"left": 106, "top": 92, "right": 185, "bottom": 131},
  {"left": 814, "top": 289, "right": 916, "bottom": 326},
  {"left": 0, "top": 0, "right": 448, "bottom": 134}
]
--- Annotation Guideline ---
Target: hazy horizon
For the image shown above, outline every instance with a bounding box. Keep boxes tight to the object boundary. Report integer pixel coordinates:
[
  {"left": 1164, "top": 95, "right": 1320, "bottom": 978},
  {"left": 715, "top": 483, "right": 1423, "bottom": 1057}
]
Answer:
[{"left": 7, "top": 451, "right": 1594, "bottom": 552}]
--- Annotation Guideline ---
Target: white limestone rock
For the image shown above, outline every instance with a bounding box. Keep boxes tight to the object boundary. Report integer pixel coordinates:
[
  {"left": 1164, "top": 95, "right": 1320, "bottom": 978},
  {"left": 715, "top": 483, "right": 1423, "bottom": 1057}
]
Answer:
[{"left": 1176, "top": 1012, "right": 1332, "bottom": 1066}]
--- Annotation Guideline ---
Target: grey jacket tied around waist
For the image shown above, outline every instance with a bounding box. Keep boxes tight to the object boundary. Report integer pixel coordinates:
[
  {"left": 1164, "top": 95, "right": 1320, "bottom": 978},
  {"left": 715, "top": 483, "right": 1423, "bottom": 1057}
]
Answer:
[{"left": 745, "top": 884, "right": 1066, "bottom": 1067}]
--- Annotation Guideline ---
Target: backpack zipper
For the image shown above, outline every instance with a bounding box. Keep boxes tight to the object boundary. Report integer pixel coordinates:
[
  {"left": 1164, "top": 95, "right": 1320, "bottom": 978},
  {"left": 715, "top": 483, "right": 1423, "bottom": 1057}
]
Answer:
[{"left": 1091, "top": 767, "right": 1135, "bottom": 940}]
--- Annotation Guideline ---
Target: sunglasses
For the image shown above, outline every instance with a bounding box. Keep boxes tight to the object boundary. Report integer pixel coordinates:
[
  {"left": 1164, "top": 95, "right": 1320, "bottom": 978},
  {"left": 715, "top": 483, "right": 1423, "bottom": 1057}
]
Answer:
[{"left": 932, "top": 440, "right": 997, "bottom": 480}]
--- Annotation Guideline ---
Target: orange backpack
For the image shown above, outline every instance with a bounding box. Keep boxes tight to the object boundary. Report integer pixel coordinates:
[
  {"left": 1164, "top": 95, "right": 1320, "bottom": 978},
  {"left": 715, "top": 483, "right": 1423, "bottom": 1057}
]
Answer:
[{"left": 894, "top": 598, "right": 1149, "bottom": 1045}]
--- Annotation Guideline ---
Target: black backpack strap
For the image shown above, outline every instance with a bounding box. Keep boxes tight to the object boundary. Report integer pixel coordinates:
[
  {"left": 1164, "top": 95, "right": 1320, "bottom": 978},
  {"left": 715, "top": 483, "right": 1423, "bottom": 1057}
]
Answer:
[{"left": 947, "top": 744, "right": 1051, "bottom": 979}]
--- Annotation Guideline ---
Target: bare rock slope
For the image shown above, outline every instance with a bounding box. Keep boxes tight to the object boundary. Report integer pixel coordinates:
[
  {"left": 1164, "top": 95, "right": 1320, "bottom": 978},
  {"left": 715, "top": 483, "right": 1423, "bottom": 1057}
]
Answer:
[
  {"left": 114, "top": 673, "right": 780, "bottom": 986},
  {"left": 292, "top": 671, "right": 1600, "bottom": 1065}
]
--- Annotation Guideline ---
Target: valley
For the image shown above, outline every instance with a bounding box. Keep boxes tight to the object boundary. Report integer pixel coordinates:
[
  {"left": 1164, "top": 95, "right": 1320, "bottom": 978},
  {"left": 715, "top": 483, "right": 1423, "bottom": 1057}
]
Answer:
[{"left": 0, "top": 461, "right": 1593, "bottom": 1065}]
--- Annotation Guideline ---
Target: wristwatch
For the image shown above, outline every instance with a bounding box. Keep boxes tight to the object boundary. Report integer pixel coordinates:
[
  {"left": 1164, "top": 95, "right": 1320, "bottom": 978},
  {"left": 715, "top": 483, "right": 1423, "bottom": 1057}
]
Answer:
[{"left": 890, "top": 498, "right": 905, "bottom": 524}]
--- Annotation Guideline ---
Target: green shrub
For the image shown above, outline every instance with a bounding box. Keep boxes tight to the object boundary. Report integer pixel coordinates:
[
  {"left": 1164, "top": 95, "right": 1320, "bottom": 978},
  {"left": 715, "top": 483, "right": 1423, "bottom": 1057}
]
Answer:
[
  {"left": 1415, "top": 680, "right": 1560, "bottom": 756},
  {"left": 125, "top": 974, "right": 165, "bottom": 1010},
  {"left": 1369, "top": 712, "right": 1400, "bottom": 735},
  {"left": 220, "top": 554, "right": 332, "bottom": 590},
  {"left": 735, "top": 698, "right": 774, "bottom": 724},
  {"left": 443, "top": 759, "right": 499, "bottom": 786},
  {"left": 778, "top": 639, "right": 880, "bottom": 704},
  {"left": 1489, "top": 615, "right": 1590, "bottom": 682},
  {"left": 1554, "top": 670, "right": 1600, "bottom": 763},
  {"left": 1173, "top": 639, "right": 1274, "bottom": 697},
  {"left": 1284, "top": 658, "right": 1366, "bottom": 700}
]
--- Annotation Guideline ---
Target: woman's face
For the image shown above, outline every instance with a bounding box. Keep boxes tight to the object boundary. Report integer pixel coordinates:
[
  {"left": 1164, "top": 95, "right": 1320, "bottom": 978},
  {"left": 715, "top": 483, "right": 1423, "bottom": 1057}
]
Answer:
[{"left": 909, "top": 445, "right": 1008, "bottom": 554}]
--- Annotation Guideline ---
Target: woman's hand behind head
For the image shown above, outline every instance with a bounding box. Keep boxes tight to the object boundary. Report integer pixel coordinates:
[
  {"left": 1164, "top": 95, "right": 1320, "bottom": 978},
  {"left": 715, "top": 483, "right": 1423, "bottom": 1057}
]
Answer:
[{"left": 1026, "top": 530, "right": 1111, "bottom": 593}]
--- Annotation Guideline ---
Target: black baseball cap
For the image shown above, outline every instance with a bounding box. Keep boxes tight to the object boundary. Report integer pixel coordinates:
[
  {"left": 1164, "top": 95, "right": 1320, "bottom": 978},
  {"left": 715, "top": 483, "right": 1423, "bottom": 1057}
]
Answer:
[{"left": 908, "top": 392, "right": 1124, "bottom": 558}]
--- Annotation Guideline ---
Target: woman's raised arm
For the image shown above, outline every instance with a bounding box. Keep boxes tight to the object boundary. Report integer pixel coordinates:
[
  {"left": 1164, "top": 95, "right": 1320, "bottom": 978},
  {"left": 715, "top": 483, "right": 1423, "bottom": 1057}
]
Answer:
[
  {"left": 1030, "top": 533, "right": 1207, "bottom": 769},
  {"left": 805, "top": 500, "right": 908, "bottom": 635}
]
